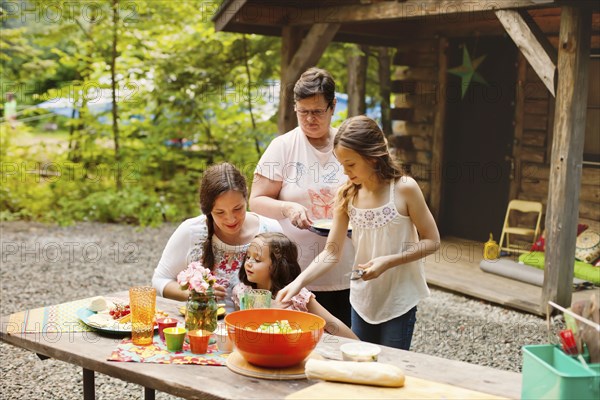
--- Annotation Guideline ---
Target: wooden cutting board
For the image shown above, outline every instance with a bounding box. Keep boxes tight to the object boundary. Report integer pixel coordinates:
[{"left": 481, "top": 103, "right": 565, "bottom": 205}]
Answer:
[
  {"left": 285, "top": 376, "right": 508, "bottom": 399},
  {"left": 226, "top": 351, "right": 323, "bottom": 380}
]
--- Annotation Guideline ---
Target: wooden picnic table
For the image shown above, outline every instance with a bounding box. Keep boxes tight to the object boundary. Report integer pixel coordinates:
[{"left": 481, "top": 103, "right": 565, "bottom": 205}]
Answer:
[{"left": 0, "top": 292, "right": 522, "bottom": 399}]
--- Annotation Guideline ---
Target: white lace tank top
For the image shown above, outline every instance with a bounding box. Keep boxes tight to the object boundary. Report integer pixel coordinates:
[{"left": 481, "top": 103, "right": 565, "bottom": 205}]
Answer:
[{"left": 348, "top": 180, "right": 430, "bottom": 324}]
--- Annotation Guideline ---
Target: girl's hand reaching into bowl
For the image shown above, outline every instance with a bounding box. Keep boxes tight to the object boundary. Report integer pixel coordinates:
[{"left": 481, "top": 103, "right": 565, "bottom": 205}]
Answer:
[
  {"left": 275, "top": 280, "right": 303, "bottom": 306},
  {"left": 270, "top": 298, "right": 286, "bottom": 309}
]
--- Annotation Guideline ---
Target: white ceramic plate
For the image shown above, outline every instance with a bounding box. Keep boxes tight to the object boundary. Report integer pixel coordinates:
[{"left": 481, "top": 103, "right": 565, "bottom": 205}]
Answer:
[
  {"left": 77, "top": 307, "right": 133, "bottom": 334},
  {"left": 77, "top": 308, "right": 161, "bottom": 334}
]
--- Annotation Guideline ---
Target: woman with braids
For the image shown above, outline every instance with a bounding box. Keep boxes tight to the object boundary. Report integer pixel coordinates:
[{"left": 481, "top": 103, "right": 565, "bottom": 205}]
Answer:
[{"left": 152, "top": 162, "right": 281, "bottom": 313}]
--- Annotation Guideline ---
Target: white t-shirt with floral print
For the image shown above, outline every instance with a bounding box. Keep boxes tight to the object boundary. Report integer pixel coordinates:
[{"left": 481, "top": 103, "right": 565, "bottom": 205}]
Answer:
[{"left": 255, "top": 126, "right": 355, "bottom": 291}]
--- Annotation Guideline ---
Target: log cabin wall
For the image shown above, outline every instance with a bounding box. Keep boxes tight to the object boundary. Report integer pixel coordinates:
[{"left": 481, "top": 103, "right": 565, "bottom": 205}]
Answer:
[
  {"left": 388, "top": 14, "right": 600, "bottom": 231},
  {"left": 388, "top": 38, "right": 440, "bottom": 207},
  {"left": 517, "top": 51, "right": 600, "bottom": 229}
]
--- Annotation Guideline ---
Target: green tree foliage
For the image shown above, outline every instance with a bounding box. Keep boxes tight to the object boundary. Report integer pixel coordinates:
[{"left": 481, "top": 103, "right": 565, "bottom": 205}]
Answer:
[
  {"left": 320, "top": 43, "right": 385, "bottom": 116},
  {"left": 1, "top": 0, "right": 280, "bottom": 225}
]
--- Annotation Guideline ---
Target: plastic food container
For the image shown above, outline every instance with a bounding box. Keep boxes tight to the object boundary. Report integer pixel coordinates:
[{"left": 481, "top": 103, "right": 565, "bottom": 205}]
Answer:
[
  {"left": 522, "top": 344, "right": 600, "bottom": 399},
  {"left": 340, "top": 342, "right": 381, "bottom": 362}
]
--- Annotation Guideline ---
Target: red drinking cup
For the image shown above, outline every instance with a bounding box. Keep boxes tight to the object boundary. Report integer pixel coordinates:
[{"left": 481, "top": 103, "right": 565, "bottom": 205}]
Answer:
[{"left": 157, "top": 318, "right": 179, "bottom": 342}]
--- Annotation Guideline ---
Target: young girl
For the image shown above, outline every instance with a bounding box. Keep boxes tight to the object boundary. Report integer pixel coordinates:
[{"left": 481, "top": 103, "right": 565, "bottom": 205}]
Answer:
[
  {"left": 232, "top": 232, "right": 357, "bottom": 340},
  {"left": 152, "top": 162, "right": 281, "bottom": 313},
  {"left": 277, "top": 115, "right": 440, "bottom": 349}
]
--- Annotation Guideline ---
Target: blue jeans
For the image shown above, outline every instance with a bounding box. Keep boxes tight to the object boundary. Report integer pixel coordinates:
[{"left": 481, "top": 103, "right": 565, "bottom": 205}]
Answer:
[
  {"left": 313, "top": 289, "right": 351, "bottom": 328},
  {"left": 351, "top": 306, "right": 417, "bottom": 350}
]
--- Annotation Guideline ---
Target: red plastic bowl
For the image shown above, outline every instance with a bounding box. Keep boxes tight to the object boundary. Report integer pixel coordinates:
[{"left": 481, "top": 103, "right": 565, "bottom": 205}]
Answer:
[{"left": 224, "top": 309, "right": 325, "bottom": 368}]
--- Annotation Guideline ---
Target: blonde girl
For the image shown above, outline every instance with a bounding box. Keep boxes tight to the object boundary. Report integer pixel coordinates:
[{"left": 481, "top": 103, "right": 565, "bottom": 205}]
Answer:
[{"left": 277, "top": 115, "right": 440, "bottom": 349}]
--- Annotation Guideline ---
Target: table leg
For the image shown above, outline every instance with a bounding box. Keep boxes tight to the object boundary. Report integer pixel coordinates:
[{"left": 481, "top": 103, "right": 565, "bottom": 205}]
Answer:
[
  {"left": 144, "top": 387, "right": 155, "bottom": 400},
  {"left": 83, "top": 368, "right": 95, "bottom": 400}
]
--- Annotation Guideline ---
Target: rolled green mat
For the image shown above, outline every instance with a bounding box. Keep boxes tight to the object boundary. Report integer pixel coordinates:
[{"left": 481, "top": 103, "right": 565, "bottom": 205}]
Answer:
[{"left": 480, "top": 259, "right": 587, "bottom": 287}]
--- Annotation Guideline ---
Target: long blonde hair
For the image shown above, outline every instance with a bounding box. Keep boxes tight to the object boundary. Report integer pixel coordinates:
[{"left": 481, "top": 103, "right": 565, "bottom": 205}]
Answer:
[{"left": 334, "top": 116, "right": 403, "bottom": 212}]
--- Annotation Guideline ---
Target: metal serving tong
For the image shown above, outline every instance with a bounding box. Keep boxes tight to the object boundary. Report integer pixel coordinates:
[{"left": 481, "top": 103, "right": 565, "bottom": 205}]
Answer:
[{"left": 346, "top": 269, "right": 365, "bottom": 280}]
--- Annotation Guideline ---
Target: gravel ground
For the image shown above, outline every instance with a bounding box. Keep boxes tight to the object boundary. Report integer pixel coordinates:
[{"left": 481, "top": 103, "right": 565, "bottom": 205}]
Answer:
[{"left": 1, "top": 221, "right": 553, "bottom": 399}]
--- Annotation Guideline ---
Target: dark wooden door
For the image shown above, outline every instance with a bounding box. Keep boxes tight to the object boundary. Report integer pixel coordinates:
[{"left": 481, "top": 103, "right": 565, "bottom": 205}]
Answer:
[{"left": 440, "top": 36, "right": 517, "bottom": 242}]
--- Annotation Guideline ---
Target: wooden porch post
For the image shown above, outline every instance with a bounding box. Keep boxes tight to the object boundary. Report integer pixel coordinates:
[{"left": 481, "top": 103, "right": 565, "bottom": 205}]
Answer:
[
  {"left": 430, "top": 36, "right": 448, "bottom": 220},
  {"left": 277, "top": 23, "right": 341, "bottom": 134},
  {"left": 347, "top": 45, "right": 368, "bottom": 117},
  {"left": 509, "top": 53, "right": 527, "bottom": 203},
  {"left": 542, "top": 6, "right": 591, "bottom": 312}
]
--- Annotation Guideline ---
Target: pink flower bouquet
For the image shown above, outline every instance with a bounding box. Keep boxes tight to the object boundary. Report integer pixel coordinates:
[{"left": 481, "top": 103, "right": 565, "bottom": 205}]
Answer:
[{"left": 177, "top": 261, "right": 217, "bottom": 294}]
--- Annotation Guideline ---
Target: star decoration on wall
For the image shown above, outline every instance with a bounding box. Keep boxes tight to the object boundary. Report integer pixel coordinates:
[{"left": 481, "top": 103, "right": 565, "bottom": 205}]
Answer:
[{"left": 448, "top": 46, "right": 488, "bottom": 98}]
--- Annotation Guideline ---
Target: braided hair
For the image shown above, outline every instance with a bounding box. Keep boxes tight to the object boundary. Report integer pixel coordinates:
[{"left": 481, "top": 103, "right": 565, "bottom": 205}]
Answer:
[{"left": 199, "top": 162, "right": 248, "bottom": 271}]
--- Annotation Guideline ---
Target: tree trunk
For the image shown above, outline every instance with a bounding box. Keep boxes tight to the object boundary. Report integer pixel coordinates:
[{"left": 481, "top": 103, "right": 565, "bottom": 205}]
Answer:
[
  {"left": 347, "top": 45, "right": 368, "bottom": 117},
  {"left": 278, "top": 26, "right": 302, "bottom": 134},
  {"left": 111, "top": 0, "right": 121, "bottom": 190},
  {"left": 377, "top": 47, "right": 392, "bottom": 136},
  {"left": 241, "top": 34, "right": 261, "bottom": 155}
]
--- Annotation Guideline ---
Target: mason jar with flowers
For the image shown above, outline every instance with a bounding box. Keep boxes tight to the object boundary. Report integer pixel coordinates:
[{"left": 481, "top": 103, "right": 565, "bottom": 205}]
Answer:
[{"left": 177, "top": 261, "right": 218, "bottom": 333}]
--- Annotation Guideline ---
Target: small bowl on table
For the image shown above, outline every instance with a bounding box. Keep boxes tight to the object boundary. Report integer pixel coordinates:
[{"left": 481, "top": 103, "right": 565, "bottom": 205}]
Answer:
[
  {"left": 340, "top": 342, "right": 381, "bottom": 362},
  {"left": 224, "top": 309, "right": 325, "bottom": 368}
]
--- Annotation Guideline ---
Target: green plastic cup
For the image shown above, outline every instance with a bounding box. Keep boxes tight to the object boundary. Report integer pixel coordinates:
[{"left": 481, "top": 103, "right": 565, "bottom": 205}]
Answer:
[
  {"left": 240, "top": 289, "right": 272, "bottom": 310},
  {"left": 163, "top": 327, "right": 187, "bottom": 351}
]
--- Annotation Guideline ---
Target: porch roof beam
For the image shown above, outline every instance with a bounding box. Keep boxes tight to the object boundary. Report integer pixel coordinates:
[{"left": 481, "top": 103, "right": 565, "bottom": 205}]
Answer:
[
  {"left": 213, "top": 0, "right": 248, "bottom": 32},
  {"left": 277, "top": 23, "right": 340, "bottom": 133},
  {"left": 496, "top": 9, "right": 558, "bottom": 96},
  {"left": 283, "top": 23, "right": 341, "bottom": 84},
  {"left": 286, "top": 0, "right": 556, "bottom": 26}
]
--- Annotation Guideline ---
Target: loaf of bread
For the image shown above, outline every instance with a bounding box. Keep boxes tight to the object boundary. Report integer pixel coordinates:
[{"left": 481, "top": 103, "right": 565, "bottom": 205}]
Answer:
[{"left": 305, "top": 359, "right": 405, "bottom": 387}]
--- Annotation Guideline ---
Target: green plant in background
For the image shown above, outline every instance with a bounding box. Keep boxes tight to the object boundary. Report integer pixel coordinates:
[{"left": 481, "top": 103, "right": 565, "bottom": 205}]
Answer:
[
  {"left": 1, "top": 1, "right": 281, "bottom": 226},
  {"left": 2, "top": 2, "right": 386, "bottom": 227}
]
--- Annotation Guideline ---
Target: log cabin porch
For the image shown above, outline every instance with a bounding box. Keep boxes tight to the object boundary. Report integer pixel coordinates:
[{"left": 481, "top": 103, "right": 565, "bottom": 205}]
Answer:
[
  {"left": 214, "top": 1, "right": 600, "bottom": 315},
  {"left": 425, "top": 237, "right": 599, "bottom": 316}
]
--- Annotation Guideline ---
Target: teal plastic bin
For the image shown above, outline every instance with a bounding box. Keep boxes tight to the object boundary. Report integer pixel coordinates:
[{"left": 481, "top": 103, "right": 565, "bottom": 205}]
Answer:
[{"left": 522, "top": 344, "right": 600, "bottom": 399}]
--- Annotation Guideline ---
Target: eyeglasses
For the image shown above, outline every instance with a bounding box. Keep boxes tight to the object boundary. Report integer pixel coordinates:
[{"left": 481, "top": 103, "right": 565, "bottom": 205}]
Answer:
[{"left": 295, "top": 105, "right": 331, "bottom": 118}]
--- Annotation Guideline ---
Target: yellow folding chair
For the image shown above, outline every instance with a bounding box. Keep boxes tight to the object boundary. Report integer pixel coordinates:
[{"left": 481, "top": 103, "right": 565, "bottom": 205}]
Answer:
[{"left": 499, "top": 200, "right": 543, "bottom": 255}]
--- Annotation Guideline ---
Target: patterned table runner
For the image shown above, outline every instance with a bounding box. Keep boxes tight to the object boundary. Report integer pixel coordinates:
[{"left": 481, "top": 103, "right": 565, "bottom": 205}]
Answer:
[
  {"left": 7, "top": 298, "right": 94, "bottom": 333},
  {"left": 108, "top": 334, "right": 227, "bottom": 366}
]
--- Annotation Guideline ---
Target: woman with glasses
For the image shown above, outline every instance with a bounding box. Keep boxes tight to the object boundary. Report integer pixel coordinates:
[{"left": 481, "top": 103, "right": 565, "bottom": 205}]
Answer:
[{"left": 249, "top": 67, "right": 355, "bottom": 328}]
